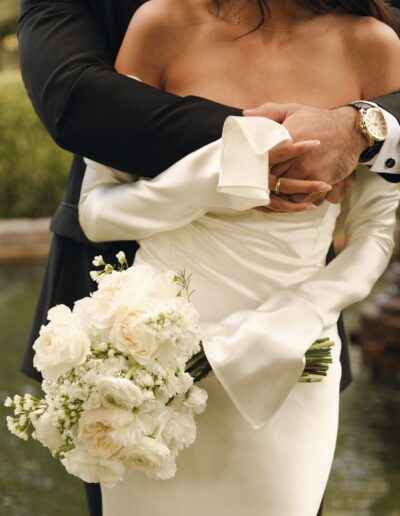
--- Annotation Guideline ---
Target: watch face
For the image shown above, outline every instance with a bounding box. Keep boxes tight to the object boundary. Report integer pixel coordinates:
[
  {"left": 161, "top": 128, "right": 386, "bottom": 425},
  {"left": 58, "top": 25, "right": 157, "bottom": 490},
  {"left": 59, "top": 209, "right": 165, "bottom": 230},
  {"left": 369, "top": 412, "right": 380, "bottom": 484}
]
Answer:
[{"left": 365, "top": 108, "right": 387, "bottom": 141}]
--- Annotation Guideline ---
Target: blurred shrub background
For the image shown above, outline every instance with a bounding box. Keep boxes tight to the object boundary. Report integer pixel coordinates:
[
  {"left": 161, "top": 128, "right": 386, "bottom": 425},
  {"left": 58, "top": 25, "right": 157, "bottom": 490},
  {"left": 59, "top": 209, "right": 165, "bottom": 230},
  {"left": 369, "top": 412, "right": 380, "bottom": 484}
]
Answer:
[
  {"left": 0, "top": 69, "right": 70, "bottom": 218},
  {"left": 0, "top": 0, "right": 70, "bottom": 219}
]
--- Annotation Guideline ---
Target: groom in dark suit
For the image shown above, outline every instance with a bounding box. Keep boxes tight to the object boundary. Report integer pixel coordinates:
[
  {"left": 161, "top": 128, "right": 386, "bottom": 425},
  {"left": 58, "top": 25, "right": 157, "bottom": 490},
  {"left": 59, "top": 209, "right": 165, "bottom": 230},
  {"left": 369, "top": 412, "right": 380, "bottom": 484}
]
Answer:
[{"left": 18, "top": 1, "right": 400, "bottom": 514}]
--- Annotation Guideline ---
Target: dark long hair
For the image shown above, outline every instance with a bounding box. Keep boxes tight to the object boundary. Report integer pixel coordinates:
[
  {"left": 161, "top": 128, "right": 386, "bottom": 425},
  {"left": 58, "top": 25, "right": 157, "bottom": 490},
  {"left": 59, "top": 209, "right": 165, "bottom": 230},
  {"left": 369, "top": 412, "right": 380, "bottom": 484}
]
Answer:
[{"left": 217, "top": 0, "right": 395, "bottom": 32}]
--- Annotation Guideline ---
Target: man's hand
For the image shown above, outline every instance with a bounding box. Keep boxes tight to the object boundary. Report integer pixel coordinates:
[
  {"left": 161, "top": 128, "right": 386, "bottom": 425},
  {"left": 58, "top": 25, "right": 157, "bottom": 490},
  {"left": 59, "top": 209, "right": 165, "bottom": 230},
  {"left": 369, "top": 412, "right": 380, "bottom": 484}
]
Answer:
[{"left": 245, "top": 102, "right": 367, "bottom": 204}]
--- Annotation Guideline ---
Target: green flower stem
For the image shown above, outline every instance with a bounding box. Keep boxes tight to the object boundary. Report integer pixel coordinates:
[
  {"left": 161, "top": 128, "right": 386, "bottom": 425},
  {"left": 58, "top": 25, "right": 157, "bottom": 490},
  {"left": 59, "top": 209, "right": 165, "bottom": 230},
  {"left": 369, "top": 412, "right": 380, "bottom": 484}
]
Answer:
[{"left": 185, "top": 339, "right": 335, "bottom": 384}]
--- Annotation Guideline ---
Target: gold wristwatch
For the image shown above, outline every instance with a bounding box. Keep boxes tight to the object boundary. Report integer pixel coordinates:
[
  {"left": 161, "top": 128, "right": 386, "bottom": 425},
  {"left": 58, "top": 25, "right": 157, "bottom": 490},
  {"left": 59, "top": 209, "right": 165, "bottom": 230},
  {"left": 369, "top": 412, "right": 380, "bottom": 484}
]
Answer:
[{"left": 350, "top": 102, "right": 387, "bottom": 162}]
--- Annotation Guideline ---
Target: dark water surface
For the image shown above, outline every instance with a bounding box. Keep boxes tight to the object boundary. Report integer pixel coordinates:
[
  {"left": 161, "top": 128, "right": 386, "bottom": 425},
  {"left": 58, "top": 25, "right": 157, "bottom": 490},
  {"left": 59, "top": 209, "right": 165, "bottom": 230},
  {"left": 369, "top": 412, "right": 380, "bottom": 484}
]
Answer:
[{"left": 0, "top": 264, "right": 399, "bottom": 516}]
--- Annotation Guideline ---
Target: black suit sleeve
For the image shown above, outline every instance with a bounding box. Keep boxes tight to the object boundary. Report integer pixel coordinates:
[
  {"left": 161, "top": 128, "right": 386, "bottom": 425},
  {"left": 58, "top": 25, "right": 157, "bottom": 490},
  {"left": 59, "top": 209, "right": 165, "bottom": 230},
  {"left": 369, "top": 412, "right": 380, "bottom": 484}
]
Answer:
[
  {"left": 18, "top": 0, "right": 241, "bottom": 177},
  {"left": 373, "top": 93, "right": 400, "bottom": 124}
]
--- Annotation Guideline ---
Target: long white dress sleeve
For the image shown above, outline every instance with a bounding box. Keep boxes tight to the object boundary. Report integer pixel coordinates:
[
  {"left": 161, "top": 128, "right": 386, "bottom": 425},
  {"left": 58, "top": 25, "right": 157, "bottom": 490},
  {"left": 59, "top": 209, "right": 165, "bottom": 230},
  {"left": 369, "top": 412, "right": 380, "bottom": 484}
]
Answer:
[
  {"left": 79, "top": 116, "right": 291, "bottom": 241},
  {"left": 201, "top": 167, "right": 399, "bottom": 430}
]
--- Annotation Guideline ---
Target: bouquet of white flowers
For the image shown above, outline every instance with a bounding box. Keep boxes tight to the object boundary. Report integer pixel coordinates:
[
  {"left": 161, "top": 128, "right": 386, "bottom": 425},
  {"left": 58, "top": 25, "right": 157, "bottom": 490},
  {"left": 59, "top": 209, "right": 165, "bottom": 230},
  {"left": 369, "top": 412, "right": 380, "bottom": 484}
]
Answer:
[
  {"left": 5, "top": 252, "right": 334, "bottom": 487},
  {"left": 5, "top": 253, "right": 208, "bottom": 486}
]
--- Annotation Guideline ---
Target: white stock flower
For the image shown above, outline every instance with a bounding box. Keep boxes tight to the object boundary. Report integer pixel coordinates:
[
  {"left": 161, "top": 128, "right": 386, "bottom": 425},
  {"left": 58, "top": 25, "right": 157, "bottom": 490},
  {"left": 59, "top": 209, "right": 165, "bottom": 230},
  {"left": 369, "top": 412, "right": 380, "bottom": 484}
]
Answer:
[
  {"left": 116, "top": 251, "right": 127, "bottom": 265},
  {"left": 33, "top": 305, "right": 91, "bottom": 382},
  {"left": 90, "top": 271, "right": 100, "bottom": 282},
  {"left": 92, "top": 255, "right": 105, "bottom": 267},
  {"left": 97, "top": 355, "right": 130, "bottom": 377},
  {"left": 62, "top": 446, "right": 125, "bottom": 486},
  {"left": 95, "top": 377, "right": 143, "bottom": 410},
  {"left": 110, "top": 311, "right": 160, "bottom": 365},
  {"left": 77, "top": 407, "right": 134, "bottom": 458},
  {"left": 31, "top": 409, "right": 63, "bottom": 450}
]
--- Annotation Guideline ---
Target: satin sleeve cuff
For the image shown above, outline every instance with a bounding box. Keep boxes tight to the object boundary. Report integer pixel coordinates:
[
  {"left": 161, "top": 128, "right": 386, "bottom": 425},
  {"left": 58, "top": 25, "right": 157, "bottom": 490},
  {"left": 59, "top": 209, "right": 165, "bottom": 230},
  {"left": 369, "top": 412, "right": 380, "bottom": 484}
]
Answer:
[
  {"left": 218, "top": 116, "right": 292, "bottom": 201},
  {"left": 201, "top": 291, "right": 324, "bottom": 431}
]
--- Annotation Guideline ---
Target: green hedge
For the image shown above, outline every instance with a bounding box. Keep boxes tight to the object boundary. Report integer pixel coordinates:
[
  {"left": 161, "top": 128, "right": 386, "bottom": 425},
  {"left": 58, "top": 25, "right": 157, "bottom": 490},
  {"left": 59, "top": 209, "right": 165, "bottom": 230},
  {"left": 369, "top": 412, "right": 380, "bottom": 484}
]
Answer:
[{"left": 0, "top": 70, "right": 71, "bottom": 218}]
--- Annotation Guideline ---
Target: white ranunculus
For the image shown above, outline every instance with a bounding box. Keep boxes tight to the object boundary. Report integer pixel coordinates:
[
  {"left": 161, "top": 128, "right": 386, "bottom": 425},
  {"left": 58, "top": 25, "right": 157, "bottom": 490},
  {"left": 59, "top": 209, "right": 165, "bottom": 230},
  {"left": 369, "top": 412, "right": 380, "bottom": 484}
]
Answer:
[
  {"left": 151, "top": 271, "right": 180, "bottom": 302},
  {"left": 95, "top": 377, "right": 143, "bottom": 410},
  {"left": 110, "top": 311, "right": 160, "bottom": 365},
  {"left": 120, "top": 436, "right": 171, "bottom": 475},
  {"left": 31, "top": 410, "right": 63, "bottom": 450},
  {"left": 72, "top": 296, "right": 96, "bottom": 336},
  {"left": 183, "top": 386, "right": 208, "bottom": 414},
  {"left": 86, "top": 269, "right": 154, "bottom": 339},
  {"left": 33, "top": 305, "right": 91, "bottom": 382},
  {"left": 62, "top": 446, "right": 125, "bottom": 486},
  {"left": 78, "top": 407, "right": 134, "bottom": 458},
  {"left": 147, "top": 454, "right": 177, "bottom": 480},
  {"left": 160, "top": 412, "right": 197, "bottom": 451}
]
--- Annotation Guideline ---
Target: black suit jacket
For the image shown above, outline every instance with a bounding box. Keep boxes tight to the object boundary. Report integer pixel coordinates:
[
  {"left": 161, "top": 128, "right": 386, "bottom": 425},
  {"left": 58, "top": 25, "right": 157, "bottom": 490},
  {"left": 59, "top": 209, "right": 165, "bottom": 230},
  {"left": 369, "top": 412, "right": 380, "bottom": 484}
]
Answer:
[{"left": 19, "top": 0, "right": 400, "bottom": 389}]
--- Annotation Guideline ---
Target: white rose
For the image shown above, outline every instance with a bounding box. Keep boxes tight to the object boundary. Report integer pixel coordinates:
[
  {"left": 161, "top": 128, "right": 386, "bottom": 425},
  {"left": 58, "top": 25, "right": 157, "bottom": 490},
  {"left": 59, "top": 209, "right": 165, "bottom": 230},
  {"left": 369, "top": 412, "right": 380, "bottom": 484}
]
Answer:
[
  {"left": 183, "top": 386, "right": 208, "bottom": 414},
  {"left": 31, "top": 409, "right": 63, "bottom": 450},
  {"left": 120, "top": 436, "right": 171, "bottom": 475},
  {"left": 33, "top": 305, "right": 91, "bottom": 382},
  {"left": 110, "top": 311, "right": 160, "bottom": 365},
  {"left": 62, "top": 446, "right": 125, "bottom": 487},
  {"left": 78, "top": 407, "right": 134, "bottom": 458},
  {"left": 95, "top": 377, "right": 143, "bottom": 410}
]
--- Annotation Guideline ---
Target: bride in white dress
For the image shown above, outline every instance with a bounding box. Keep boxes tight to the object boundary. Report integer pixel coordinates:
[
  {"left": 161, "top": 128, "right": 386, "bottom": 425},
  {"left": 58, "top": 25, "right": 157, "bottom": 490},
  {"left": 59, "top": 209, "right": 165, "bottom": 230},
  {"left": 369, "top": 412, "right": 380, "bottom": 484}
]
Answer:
[{"left": 78, "top": 1, "right": 400, "bottom": 514}]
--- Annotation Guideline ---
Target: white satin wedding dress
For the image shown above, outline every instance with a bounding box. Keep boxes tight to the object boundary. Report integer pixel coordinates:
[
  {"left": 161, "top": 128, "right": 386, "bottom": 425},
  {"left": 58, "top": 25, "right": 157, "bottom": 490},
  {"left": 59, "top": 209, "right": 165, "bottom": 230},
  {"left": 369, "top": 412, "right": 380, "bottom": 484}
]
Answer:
[{"left": 79, "top": 116, "right": 399, "bottom": 516}]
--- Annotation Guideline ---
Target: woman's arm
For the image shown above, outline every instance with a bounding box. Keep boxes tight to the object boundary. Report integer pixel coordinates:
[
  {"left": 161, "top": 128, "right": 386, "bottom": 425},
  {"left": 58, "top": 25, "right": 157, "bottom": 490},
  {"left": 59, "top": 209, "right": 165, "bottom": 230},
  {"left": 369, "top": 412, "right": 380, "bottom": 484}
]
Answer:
[
  {"left": 79, "top": 117, "right": 296, "bottom": 242},
  {"left": 18, "top": 0, "right": 241, "bottom": 176},
  {"left": 201, "top": 169, "right": 400, "bottom": 430}
]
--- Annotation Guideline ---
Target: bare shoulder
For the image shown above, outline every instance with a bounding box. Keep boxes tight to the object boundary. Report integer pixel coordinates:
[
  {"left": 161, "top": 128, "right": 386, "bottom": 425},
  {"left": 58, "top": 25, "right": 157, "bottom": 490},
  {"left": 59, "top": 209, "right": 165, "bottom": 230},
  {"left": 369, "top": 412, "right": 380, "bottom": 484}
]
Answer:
[
  {"left": 120, "top": 0, "right": 205, "bottom": 45},
  {"left": 340, "top": 15, "right": 400, "bottom": 98},
  {"left": 115, "top": 0, "right": 205, "bottom": 85},
  {"left": 347, "top": 15, "right": 400, "bottom": 55},
  {"left": 126, "top": 0, "right": 188, "bottom": 32}
]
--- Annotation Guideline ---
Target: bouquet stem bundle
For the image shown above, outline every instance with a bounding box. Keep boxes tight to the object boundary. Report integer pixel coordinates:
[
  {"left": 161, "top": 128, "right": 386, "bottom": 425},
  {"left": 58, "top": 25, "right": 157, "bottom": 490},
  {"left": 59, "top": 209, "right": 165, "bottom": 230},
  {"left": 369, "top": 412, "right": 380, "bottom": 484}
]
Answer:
[{"left": 186, "top": 338, "right": 334, "bottom": 384}]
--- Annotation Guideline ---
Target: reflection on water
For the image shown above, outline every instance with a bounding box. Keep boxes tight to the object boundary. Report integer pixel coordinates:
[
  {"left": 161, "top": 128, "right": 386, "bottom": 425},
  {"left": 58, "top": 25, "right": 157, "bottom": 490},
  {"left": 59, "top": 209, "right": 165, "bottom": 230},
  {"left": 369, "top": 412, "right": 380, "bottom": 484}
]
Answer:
[
  {"left": 0, "top": 264, "right": 399, "bottom": 516},
  {"left": 0, "top": 264, "right": 85, "bottom": 516},
  {"left": 325, "top": 353, "right": 400, "bottom": 516}
]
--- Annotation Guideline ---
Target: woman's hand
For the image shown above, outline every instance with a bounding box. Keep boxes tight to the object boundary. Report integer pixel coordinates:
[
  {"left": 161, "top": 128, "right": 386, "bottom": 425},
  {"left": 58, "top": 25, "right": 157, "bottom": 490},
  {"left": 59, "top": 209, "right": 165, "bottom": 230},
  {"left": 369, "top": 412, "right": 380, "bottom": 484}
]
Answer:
[{"left": 258, "top": 140, "right": 332, "bottom": 213}]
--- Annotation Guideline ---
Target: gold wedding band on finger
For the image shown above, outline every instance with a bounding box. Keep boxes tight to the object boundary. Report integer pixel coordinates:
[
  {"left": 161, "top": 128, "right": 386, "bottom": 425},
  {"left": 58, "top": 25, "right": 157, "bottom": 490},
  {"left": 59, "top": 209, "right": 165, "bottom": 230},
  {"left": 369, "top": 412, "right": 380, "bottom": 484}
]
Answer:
[{"left": 274, "top": 178, "right": 282, "bottom": 196}]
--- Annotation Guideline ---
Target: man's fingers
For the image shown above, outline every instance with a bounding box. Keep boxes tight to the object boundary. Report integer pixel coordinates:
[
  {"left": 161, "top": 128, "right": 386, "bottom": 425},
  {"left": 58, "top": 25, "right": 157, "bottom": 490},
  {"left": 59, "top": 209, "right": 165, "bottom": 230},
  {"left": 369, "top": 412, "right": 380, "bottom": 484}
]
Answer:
[
  {"left": 269, "top": 175, "right": 331, "bottom": 196},
  {"left": 243, "top": 102, "right": 290, "bottom": 123},
  {"left": 257, "top": 196, "right": 317, "bottom": 213},
  {"left": 269, "top": 140, "right": 320, "bottom": 168}
]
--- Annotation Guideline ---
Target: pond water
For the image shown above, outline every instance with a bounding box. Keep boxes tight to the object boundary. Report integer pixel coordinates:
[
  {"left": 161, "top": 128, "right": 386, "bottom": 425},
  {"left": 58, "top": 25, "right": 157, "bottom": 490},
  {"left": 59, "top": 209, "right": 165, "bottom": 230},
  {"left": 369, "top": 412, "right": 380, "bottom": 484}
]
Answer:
[{"left": 0, "top": 264, "right": 399, "bottom": 516}]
